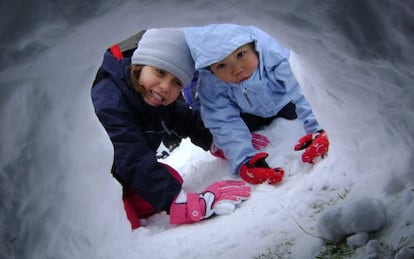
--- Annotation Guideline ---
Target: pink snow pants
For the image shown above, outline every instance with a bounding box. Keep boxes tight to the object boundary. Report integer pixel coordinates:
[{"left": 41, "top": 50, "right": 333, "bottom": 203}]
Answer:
[{"left": 122, "top": 163, "right": 183, "bottom": 230}]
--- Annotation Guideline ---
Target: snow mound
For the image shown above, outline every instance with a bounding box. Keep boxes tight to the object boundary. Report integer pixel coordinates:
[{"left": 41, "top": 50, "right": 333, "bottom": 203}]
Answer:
[{"left": 317, "top": 197, "right": 386, "bottom": 242}]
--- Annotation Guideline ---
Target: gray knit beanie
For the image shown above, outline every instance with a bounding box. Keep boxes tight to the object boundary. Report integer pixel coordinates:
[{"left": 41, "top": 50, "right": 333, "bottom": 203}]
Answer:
[{"left": 131, "top": 28, "right": 195, "bottom": 87}]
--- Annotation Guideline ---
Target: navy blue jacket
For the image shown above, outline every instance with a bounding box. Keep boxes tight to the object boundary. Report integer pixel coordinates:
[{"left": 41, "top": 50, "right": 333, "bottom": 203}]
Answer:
[{"left": 91, "top": 50, "right": 212, "bottom": 212}]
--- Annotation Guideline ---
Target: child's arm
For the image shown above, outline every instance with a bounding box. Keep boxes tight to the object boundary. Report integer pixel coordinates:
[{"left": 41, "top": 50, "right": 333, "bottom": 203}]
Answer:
[
  {"left": 270, "top": 59, "right": 329, "bottom": 163},
  {"left": 272, "top": 59, "right": 322, "bottom": 134},
  {"left": 165, "top": 101, "right": 212, "bottom": 151},
  {"left": 252, "top": 25, "right": 322, "bottom": 133}
]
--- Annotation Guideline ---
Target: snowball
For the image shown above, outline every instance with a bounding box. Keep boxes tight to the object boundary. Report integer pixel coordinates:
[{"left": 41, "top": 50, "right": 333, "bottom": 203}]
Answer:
[{"left": 316, "top": 198, "right": 386, "bottom": 241}]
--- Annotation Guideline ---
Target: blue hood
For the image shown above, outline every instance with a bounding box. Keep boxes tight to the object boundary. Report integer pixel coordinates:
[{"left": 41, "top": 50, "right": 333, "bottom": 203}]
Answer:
[
  {"left": 184, "top": 24, "right": 256, "bottom": 69},
  {"left": 184, "top": 24, "right": 290, "bottom": 71}
]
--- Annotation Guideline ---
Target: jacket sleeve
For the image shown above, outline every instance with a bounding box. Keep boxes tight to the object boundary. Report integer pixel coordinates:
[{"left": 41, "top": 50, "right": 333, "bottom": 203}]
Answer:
[
  {"left": 165, "top": 101, "right": 213, "bottom": 151},
  {"left": 270, "top": 59, "right": 322, "bottom": 134},
  {"left": 198, "top": 71, "right": 257, "bottom": 174},
  {"left": 254, "top": 26, "right": 322, "bottom": 134},
  {"left": 91, "top": 78, "right": 181, "bottom": 212}
]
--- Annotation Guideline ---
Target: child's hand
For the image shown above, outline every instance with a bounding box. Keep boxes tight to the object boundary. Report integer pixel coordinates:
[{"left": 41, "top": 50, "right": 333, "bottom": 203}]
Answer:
[
  {"left": 210, "top": 143, "right": 226, "bottom": 159},
  {"left": 239, "top": 152, "right": 284, "bottom": 185},
  {"left": 251, "top": 133, "right": 270, "bottom": 150},
  {"left": 169, "top": 180, "right": 251, "bottom": 225},
  {"left": 294, "top": 130, "right": 329, "bottom": 163},
  {"left": 210, "top": 133, "right": 270, "bottom": 160}
]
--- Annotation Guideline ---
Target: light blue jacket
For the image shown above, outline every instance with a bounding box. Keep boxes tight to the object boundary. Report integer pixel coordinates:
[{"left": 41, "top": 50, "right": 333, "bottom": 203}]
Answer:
[{"left": 184, "top": 24, "right": 321, "bottom": 174}]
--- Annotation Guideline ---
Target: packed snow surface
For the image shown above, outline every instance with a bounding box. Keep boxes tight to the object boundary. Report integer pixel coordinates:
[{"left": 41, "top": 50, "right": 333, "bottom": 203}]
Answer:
[{"left": 1, "top": 0, "right": 413, "bottom": 258}]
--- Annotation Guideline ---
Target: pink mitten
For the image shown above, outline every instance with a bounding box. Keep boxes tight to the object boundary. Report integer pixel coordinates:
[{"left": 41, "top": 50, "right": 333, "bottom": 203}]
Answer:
[
  {"left": 251, "top": 133, "right": 270, "bottom": 150},
  {"left": 170, "top": 180, "right": 251, "bottom": 225},
  {"left": 210, "top": 133, "right": 270, "bottom": 160}
]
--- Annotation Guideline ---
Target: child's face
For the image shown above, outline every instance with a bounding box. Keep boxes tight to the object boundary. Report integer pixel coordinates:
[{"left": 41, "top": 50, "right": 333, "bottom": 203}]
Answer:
[
  {"left": 210, "top": 43, "right": 259, "bottom": 83},
  {"left": 136, "top": 66, "right": 182, "bottom": 106}
]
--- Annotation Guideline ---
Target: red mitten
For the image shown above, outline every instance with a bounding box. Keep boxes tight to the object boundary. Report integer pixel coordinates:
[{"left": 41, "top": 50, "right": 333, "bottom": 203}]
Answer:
[
  {"left": 170, "top": 180, "right": 251, "bottom": 225},
  {"left": 210, "top": 143, "right": 226, "bottom": 159},
  {"left": 239, "top": 152, "right": 284, "bottom": 185},
  {"left": 294, "top": 130, "right": 329, "bottom": 163}
]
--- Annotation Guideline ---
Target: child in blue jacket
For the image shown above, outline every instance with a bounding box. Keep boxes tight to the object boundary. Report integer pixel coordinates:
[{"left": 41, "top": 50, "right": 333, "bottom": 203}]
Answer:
[
  {"left": 184, "top": 24, "right": 329, "bottom": 185},
  {"left": 91, "top": 28, "right": 250, "bottom": 229}
]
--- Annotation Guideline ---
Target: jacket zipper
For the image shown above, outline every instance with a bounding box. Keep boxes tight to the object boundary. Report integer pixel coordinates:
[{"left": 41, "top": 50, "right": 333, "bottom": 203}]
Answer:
[
  {"left": 241, "top": 85, "right": 253, "bottom": 107},
  {"left": 161, "top": 119, "right": 172, "bottom": 135}
]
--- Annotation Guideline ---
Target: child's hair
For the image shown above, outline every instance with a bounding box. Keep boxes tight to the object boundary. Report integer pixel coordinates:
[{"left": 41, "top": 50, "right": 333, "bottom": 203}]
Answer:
[{"left": 129, "top": 64, "right": 144, "bottom": 94}]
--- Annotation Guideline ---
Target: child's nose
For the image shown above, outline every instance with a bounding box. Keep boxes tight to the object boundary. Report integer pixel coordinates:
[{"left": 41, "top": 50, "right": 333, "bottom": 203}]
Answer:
[
  {"left": 159, "top": 79, "right": 172, "bottom": 92},
  {"left": 233, "top": 64, "right": 244, "bottom": 76}
]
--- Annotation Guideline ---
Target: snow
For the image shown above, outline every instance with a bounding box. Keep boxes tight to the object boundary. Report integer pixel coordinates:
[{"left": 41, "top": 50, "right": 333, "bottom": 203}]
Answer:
[
  {"left": 316, "top": 198, "right": 386, "bottom": 242},
  {"left": 1, "top": 0, "right": 414, "bottom": 258}
]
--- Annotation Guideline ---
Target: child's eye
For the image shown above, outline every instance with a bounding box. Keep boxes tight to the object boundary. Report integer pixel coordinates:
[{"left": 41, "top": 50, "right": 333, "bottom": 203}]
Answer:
[
  {"left": 215, "top": 63, "right": 226, "bottom": 70},
  {"left": 154, "top": 68, "right": 166, "bottom": 76},
  {"left": 175, "top": 79, "right": 183, "bottom": 88},
  {"left": 237, "top": 51, "right": 246, "bottom": 59}
]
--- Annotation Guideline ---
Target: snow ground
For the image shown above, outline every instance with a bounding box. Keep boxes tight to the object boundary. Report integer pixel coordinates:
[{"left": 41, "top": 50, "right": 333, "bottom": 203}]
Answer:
[{"left": 1, "top": 0, "right": 413, "bottom": 258}]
